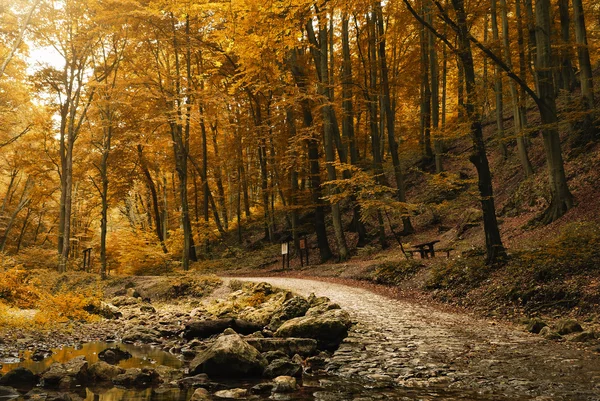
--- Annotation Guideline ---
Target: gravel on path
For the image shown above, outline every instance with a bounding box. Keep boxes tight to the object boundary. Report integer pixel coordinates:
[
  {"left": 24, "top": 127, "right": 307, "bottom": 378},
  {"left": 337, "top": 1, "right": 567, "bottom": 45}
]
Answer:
[{"left": 232, "top": 277, "right": 600, "bottom": 401}]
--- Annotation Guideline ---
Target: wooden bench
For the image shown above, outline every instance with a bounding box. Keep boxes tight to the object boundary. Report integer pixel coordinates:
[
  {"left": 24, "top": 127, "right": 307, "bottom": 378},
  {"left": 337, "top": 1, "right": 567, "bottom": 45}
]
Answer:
[{"left": 409, "top": 240, "right": 440, "bottom": 258}]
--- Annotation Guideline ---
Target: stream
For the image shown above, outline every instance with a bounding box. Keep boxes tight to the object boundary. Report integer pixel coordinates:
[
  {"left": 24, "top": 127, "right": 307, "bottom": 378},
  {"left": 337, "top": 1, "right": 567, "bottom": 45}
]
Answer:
[{"left": 0, "top": 278, "right": 598, "bottom": 400}]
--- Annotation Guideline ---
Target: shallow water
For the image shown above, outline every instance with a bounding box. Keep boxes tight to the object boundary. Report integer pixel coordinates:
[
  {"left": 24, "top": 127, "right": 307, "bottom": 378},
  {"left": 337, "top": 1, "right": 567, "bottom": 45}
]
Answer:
[
  {"left": 0, "top": 342, "right": 523, "bottom": 401},
  {"left": 0, "top": 341, "right": 182, "bottom": 375}
]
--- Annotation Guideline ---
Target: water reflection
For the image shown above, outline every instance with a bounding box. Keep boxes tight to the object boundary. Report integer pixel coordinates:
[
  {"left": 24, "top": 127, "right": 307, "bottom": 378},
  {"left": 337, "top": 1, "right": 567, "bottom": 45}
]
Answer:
[
  {"left": 1, "top": 342, "right": 521, "bottom": 401},
  {"left": 0, "top": 342, "right": 182, "bottom": 374},
  {"left": 83, "top": 387, "right": 192, "bottom": 401}
]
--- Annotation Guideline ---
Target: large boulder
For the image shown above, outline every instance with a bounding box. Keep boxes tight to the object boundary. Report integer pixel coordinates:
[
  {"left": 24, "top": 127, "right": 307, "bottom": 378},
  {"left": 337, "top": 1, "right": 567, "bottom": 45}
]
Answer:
[
  {"left": 189, "top": 333, "right": 267, "bottom": 377},
  {"left": 88, "top": 361, "right": 125, "bottom": 382},
  {"left": 41, "top": 357, "right": 87, "bottom": 388},
  {"left": 556, "top": 319, "right": 583, "bottom": 335},
  {"left": 274, "top": 309, "right": 352, "bottom": 351},
  {"left": 272, "top": 376, "right": 297, "bottom": 393},
  {"left": 183, "top": 319, "right": 262, "bottom": 340},
  {"left": 98, "top": 347, "right": 132, "bottom": 364},
  {"left": 263, "top": 358, "right": 302, "bottom": 379},
  {"left": 245, "top": 338, "right": 318, "bottom": 357},
  {"left": 122, "top": 327, "right": 161, "bottom": 344},
  {"left": 84, "top": 301, "right": 122, "bottom": 319},
  {"left": 271, "top": 296, "right": 310, "bottom": 323},
  {"left": 190, "top": 388, "right": 211, "bottom": 401},
  {"left": 0, "top": 367, "right": 37, "bottom": 387},
  {"left": 526, "top": 318, "right": 547, "bottom": 334}
]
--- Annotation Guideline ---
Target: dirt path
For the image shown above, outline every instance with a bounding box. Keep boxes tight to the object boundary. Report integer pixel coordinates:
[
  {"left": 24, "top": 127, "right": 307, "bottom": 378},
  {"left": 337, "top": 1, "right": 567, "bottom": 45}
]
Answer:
[{"left": 233, "top": 277, "right": 600, "bottom": 401}]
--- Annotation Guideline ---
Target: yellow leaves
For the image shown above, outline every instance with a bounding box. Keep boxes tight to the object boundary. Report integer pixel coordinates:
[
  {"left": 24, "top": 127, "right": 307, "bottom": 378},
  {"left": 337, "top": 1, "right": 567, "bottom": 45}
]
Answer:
[{"left": 34, "top": 289, "right": 100, "bottom": 325}]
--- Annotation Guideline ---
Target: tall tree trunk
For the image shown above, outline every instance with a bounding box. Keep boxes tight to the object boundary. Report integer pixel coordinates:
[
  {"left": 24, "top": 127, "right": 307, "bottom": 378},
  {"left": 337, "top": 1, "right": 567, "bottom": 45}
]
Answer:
[
  {"left": 287, "top": 49, "right": 333, "bottom": 262},
  {"left": 501, "top": 0, "right": 534, "bottom": 176},
  {"left": 210, "top": 123, "right": 229, "bottom": 230},
  {"left": 535, "top": 0, "right": 574, "bottom": 223},
  {"left": 557, "top": 0, "right": 576, "bottom": 91},
  {"left": 427, "top": 6, "right": 443, "bottom": 173},
  {"left": 572, "top": 0, "right": 597, "bottom": 143},
  {"left": 342, "top": 13, "right": 367, "bottom": 247},
  {"left": 317, "top": 13, "right": 348, "bottom": 260},
  {"left": 138, "top": 145, "right": 167, "bottom": 252},
  {"left": 491, "top": 0, "right": 508, "bottom": 159},
  {"left": 420, "top": 2, "right": 433, "bottom": 162},
  {"left": 0, "top": 178, "right": 33, "bottom": 252},
  {"left": 366, "top": 13, "right": 389, "bottom": 249},
  {"left": 376, "top": 2, "right": 414, "bottom": 234},
  {"left": 452, "top": 0, "right": 506, "bottom": 263},
  {"left": 15, "top": 207, "right": 31, "bottom": 254}
]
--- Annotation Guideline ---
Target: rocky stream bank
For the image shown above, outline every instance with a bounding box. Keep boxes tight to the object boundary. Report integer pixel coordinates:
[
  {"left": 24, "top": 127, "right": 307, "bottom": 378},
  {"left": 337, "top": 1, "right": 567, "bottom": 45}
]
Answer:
[{"left": 1, "top": 276, "right": 600, "bottom": 401}]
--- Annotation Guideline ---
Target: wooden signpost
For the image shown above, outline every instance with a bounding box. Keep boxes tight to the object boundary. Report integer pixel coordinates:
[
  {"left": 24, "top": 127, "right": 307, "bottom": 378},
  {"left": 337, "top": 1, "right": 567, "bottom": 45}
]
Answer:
[
  {"left": 281, "top": 241, "right": 290, "bottom": 269},
  {"left": 298, "top": 235, "right": 309, "bottom": 266}
]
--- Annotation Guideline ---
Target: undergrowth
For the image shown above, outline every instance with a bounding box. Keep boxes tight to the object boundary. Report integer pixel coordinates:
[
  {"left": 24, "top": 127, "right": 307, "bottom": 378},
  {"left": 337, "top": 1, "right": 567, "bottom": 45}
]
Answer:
[
  {"left": 0, "top": 268, "right": 103, "bottom": 328},
  {"left": 425, "top": 222, "right": 600, "bottom": 314}
]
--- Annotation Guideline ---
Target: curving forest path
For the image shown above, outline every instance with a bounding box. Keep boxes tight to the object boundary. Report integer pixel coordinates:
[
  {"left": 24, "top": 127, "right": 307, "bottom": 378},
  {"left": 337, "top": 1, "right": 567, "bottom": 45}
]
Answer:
[{"left": 232, "top": 277, "right": 600, "bottom": 401}]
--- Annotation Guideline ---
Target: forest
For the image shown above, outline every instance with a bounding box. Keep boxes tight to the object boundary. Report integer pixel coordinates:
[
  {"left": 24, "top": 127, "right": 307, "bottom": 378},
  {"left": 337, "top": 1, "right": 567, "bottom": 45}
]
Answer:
[
  {"left": 1, "top": 0, "right": 600, "bottom": 399},
  {"left": 0, "top": 0, "right": 598, "bottom": 275}
]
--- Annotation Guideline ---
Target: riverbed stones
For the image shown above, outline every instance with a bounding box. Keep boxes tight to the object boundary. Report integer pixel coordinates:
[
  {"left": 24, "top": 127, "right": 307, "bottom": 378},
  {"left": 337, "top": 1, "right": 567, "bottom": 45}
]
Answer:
[
  {"left": 122, "top": 327, "right": 161, "bottom": 343},
  {"left": 263, "top": 358, "right": 302, "bottom": 378},
  {"left": 539, "top": 326, "right": 562, "bottom": 340},
  {"left": 214, "top": 388, "right": 247, "bottom": 399},
  {"left": 556, "top": 319, "right": 583, "bottom": 335},
  {"left": 112, "top": 367, "right": 161, "bottom": 387},
  {"left": 250, "top": 382, "right": 274, "bottom": 394},
  {"left": 40, "top": 356, "right": 88, "bottom": 388},
  {"left": 526, "top": 319, "right": 547, "bottom": 334},
  {"left": 0, "top": 367, "right": 37, "bottom": 387},
  {"left": 98, "top": 347, "right": 132, "bottom": 364},
  {"left": 189, "top": 333, "right": 267, "bottom": 377},
  {"left": 568, "top": 331, "right": 596, "bottom": 342},
  {"left": 140, "top": 304, "right": 156, "bottom": 313},
  {"left": 274, "top": 309, "right": 352, "bottom": 350},
  {"left": 272, "top": 376, "right": 297, "bottom": 393},
  {"left": 270, "top": 296, "right": 310, "bottom": 324},
  {"left": 245, "top": 338, "right": 317, "bottom": 356},
  {"left": 184, "top": 319, "right": 262, "bottom": 340},
  {"left": 88, "top": 361, "right": 124, "bottom": 382},
  {"left": 190, "top": 388, "right": 210, "bottom": 401},
  {"left": 111, "top": 295, "right": 140, "bottom": 307},
  {"left": 0, "top": 386, "right": 19, "bottom": 398}
]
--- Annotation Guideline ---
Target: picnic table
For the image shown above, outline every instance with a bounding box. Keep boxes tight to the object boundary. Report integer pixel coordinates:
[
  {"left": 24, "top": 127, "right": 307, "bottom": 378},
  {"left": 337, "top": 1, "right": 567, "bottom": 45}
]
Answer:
[{"left": 409, "top": 240, "right": 440, "bottom": 259}]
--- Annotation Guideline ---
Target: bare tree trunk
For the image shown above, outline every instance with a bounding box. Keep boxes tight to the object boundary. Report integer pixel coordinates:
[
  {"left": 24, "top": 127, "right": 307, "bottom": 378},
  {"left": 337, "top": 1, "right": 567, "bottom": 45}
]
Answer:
[
  {"left": 376, "top": 2, "right": 414, "bottom": 234},
  {"left": 138, "top": 146, "right": 167, "bottom": 252},
  {"left": 420, "top": 2, "right": 433, "bottom": 162},
  {"left": 316, "top": 12, "right": 348, "bottom": 260},
  {"left": 491, "top": 0, "right": 508, "bottom": 159},
  {"left": 452, "top": 0, "right": 506, "bottom": 263},
  {"left": 210, "top": 123, "right": 229, "bottom": 230},
  {"left": 557, "top": 0, "right": 576, "bottom": 91},
  {"left": 572, "top": 0, "right": 597, "bottom": 143},
  {"left": 535, "top": 0, "right": 573, "bottom": 223},
  {"left": 287, "top": 48, "right": 333, "bottom": 262},
  {"left": 1, "top": 178, "right": 33, "bottom": 253},
  {"left": 342, "top": 13, "right": 367, "bottom": 247},
  {"left": 15, "top": 207, "right": 31, "bottom": 254},
  {"left": 501, "top": 0, "right": 534, "bottom": 176}
]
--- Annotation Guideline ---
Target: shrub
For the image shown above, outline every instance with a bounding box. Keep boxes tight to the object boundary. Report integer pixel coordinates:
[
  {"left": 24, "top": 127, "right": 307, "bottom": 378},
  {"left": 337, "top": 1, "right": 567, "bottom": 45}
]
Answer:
[
  {"left": 34, "top": 289, "right": 101, "bottom": 325},
  {"left": 13, "top": 247, "right": 58, "bottom": 270},
  {"left": 371, "top": 259, "right": 422, "bottom": 285},
  {"left": 426, "top": 258, "right": 491, "bottom": 292},
  {"left": 0, "top": 268, "right": 42, "bottom": 308},
  {"left": 229, "top": 279, "right": 244, "bottom": 292}
]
